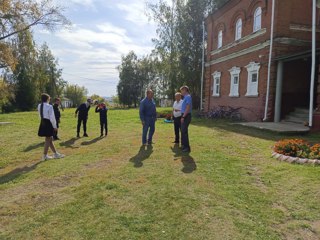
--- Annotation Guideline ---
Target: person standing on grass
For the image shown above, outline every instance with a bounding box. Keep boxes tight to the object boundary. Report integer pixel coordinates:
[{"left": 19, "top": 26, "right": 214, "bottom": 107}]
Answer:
[
  {"left": 53, "top": 97, "right": 61, "bottom": 140},
  {"left": 75, "top": 98, "right": 92, "bottom": 138},
  {"left": 180, "top": 85, "right": 192, "bottom": 152},
  {"left": 95, "top": 102, "right": 108, "bottom": 137},
  {"left": 38, "top": 93, "right": 65, "bottom": 160},
  {"left": 172, "top": 92, "right": 183, "bottom": 144},
  {"left": 139, "top": 89, "right": 157, "bottom": 146}
]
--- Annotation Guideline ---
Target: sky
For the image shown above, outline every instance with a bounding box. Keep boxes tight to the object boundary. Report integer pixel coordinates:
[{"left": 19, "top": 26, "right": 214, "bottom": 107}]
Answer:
[{"left": 34, "top": 0, "right": 167, "bottom": 97}]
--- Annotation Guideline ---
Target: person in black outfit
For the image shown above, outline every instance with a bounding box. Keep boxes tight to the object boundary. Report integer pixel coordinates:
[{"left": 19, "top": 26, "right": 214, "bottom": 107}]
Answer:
[
  {"left": 75, "top": 98, "right": 92, "bottom": 137},
  {"left": 95, "top": 102, "right": 108, "bottom": 137},
  {"left": 53, "top": 98, "right": 61, "bottom": 140}
]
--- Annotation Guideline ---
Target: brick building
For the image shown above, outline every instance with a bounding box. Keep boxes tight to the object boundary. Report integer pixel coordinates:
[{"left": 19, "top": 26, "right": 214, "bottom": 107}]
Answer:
[{"left": 204, "top": 0, "right": 320, "bottom": 124}]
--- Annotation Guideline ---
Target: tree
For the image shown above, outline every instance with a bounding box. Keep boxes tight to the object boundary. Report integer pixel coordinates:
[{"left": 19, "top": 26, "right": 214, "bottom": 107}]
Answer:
[
  {"left": 64, "top": 84, "right": 88, "bottom": 107},
  {"left": 147, "top": 0, "right": 219, "bottom": 108},
  {"left": 0, "top": 0, "right": 70, "bottom": 70},
  {"left": 0, "top": 0, "right": 70, "bottom": 41},
  {"left": 117, "top": 51, "right": 140, "bottom": 107},
  {"left": 36, "top": 43, "right": 66, "bottom": 98},
  {"left": 12, "top": 30, "right": 38, "bottom": 111},
  {"left": 0, "top": 76, "right": 15, "bottom": 113},
  {"left": 90, "top": 94, "right": 105, "bottom": 104},
  {"left": 117, "top": 51, "right": 160, "bottom": 107}
]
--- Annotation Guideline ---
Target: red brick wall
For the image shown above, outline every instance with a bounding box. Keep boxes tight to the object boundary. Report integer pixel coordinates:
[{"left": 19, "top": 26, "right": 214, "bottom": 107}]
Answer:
[{"left": 204, "top": 0, "right": 319, "bottom": 121}]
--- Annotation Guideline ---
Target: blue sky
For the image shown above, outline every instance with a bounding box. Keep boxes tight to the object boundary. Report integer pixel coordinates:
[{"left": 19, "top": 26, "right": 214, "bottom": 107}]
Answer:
[{"left": 34, "top": 0, "right": 167, "bottom": 97}]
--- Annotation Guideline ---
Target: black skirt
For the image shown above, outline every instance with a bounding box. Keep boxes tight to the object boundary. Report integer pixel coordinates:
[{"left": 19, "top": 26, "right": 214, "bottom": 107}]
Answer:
[{"left": 38, "top": 119, "right": 54, "bottom": 137}]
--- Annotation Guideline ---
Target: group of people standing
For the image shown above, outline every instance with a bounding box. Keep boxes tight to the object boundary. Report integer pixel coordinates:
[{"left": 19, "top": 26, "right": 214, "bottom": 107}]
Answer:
[
  {"left": 37, "top": 85, "right": 192, "bottom": 161},
  {"left": 37, "top": 94, "right": 108, "bottom": 160},
  {"left": 139, "top": 85, "right": 192, "bottom": 153}
]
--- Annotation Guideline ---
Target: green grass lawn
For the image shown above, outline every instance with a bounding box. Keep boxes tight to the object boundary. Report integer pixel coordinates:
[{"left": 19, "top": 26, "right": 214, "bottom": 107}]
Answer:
[{"left": 0, "top": 108, "right": 320, "bottom": 240}]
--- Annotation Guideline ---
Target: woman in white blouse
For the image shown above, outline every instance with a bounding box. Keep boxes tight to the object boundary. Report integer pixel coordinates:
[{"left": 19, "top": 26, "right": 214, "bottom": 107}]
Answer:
[
  {"left": 172, "top": 92, "right": 183, "bottom": 143},
  {"left": 38, "top": 93, "right": 65, "bottom": 160}
]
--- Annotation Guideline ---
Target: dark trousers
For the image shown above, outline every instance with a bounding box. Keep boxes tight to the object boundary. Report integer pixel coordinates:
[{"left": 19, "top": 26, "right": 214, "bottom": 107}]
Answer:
[
  {"left": 53, "top": 120, "right": 59, "bottom": 139},
  {"left": 181, "top": 114, "right": 191, "bottom": 149},
  {"left": 173, "top": 116, "right": 181, "bottom": 142},
  {"left": 100, "top": 121, "right": 108, "bottom": 135},
  {"left": 77, "top": 117, "right": 87, "bottom": 134},
  {"left": 142, "top": 117, "right": 155, "bottom": 144}
]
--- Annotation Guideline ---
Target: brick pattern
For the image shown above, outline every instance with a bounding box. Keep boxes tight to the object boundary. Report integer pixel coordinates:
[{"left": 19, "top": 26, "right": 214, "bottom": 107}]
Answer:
[{"left": 204, "top": 0, "right": 319, "bottom": 121}]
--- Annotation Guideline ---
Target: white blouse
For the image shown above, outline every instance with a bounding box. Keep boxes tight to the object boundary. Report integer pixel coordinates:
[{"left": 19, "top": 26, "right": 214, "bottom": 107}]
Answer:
[
  {"left": 173, "top": 100, "right": 183, "bottom": 118},
  {"left": 38, "top": 103, "right": 57, "bottom": 129}
]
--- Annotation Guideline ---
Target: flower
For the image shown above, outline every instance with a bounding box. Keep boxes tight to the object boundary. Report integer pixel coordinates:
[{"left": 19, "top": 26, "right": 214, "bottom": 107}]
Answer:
[{"left": 273, "top": 139, "right": 319, "bottom": 159}]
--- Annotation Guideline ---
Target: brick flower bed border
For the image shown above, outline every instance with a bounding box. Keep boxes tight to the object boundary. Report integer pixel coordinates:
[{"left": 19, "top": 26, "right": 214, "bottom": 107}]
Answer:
[{"left": 272, "top": 151, "right": 320, "bottom": 165}]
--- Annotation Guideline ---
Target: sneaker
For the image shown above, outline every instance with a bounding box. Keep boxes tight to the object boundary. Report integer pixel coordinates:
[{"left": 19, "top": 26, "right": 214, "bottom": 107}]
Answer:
[
  {"left": 53, "top": 152, "right": 65, "bottom": 159},
  {"left": 100, "top": 134, "right": 103, "bottom": 137},
  {"left": 42, "top": 155, "right": 53, "bottom": 161},
  {"left": 83, "top": 133, "right": 89, "bottom": 137},
  {"left": 76, "top": 133, "right": 80, "bottom": 138}
]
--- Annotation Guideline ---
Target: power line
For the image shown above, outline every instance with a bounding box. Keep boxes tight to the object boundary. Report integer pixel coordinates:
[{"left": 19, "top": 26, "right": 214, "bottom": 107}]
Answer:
[{"left": 62, "top": 72, "right": 117, "bottom": 83}]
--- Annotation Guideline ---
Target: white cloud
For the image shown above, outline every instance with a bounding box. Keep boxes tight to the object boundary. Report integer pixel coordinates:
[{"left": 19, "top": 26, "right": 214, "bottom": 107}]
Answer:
[
  {"left": 115, "top": 1, "right": 150, "bottom": 26},
  {"left": 34, "top": 0, "right": 160, "bottom": 96}
]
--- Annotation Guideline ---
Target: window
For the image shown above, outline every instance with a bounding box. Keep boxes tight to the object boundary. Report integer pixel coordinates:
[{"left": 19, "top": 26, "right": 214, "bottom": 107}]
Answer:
[
  {"left": 245, "top": 62, "right": 260, "bottom": 96},
  {"left": 212, "top": 71, "right": 221, "bottom": 96},
  {"left": 217, "top": 30, "right": 223, "bottom": 48},
  {"left": 229, "top": 67, "right": 241, "bottom": 97},
  {"left": 253, "top": 7, "right": 262, "bottom": 32},
  {"left": 235, "top": 18, "right": 242, "bottom": 40}
]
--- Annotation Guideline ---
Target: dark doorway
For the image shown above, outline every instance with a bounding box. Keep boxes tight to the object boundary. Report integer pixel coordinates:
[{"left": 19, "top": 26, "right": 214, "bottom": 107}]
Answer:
[{"left": 281, "top": 58, "right": 318, "bottom": 118}]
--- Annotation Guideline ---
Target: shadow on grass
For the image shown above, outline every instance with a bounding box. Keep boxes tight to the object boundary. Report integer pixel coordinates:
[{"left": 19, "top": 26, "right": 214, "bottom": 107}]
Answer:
[
  {"left": 60, "top": 137, "right": 80, "bottom": 148},
  {"left": 23, "top": 142, "right": 44, "bottom": 152},
  {"left": 171, "top": 144, "right": 197, "bottom": 173},
  {"left": 81, "top": 137, "right": 104, "bottom": 146},
  {"left": 190, "top": 118, "right": 313, "bottom": 141},
  {"left": 0, "top": 161, "right": 42, "bottom": 184},
  {"left": 129, "top": 145, "right": 153, "bottom": 168}
]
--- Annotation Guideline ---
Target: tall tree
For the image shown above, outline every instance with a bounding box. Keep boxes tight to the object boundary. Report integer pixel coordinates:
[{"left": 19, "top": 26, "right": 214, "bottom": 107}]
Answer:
[
  {"left": 117, "top": 51, "right": 160, "bottom": 107},
  {"left": 12, "top": 30, "right": 38, "bottom": 111},
  {"left": 64, "top": 84, "right": 88, "bottom": 107},
  {"left": 0, "top": 75, "right": 15, "bottom": 113},
  {"left": 36, "top": 43, "right": 66, "bottom": 98},
  {"left": 147, "top": 0, "right": 218, "bottom": 108},
  {"left": 0, "top": 0, "right": 70, "bottom": 70},
  {"left": 117, "top": 51, "right": 140, "bottom": 107}
]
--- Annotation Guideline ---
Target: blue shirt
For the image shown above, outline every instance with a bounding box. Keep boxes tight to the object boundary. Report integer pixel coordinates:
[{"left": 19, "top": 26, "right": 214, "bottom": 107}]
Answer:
[
  {"left": 139, "top": 97, "right": 156, "bottom": 121},
  {"left": 181, "top": 94, "right": 192, "bottom": 114}
]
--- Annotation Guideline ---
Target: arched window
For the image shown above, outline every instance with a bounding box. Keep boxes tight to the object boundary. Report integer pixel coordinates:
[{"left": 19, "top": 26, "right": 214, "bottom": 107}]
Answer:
[
  {"left": 253, "top": 7, "right": 262, "bottom": 32},
  {"left": 217, "top": 30, "right": 223, "bottom": 49},
  {"left": 235, "top": 18, "right": 242, "bottom": 40}
]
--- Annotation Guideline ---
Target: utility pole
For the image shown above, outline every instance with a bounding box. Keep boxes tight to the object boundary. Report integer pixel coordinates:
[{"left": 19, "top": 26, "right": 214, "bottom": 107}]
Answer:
[
  {"left": 309, "top": 0, "right": 319, "bottom": 127},
  {"left": 200, "top": 20, "right": 205, "bottom": 111}
]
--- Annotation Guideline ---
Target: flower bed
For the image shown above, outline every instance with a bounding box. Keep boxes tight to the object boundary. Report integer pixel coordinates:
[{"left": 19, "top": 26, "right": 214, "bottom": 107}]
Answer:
[{"left": 272, "top": 139, "right": 320, "bottom": 165}]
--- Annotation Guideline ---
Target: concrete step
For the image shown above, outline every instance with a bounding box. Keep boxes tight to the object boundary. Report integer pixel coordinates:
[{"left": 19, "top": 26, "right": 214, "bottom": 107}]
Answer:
[
  {"left": 284, "top": 116, "right": 307, "bottom": 124},
  {"left": 289, "top": 112, "right": 309, "bottom": 118},
  {"left": 294, "top": 108, "right": 309, "bottom": 114}
]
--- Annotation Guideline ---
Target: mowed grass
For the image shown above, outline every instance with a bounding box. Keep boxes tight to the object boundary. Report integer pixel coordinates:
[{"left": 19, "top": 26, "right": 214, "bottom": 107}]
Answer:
[{"left": 0, "top": 108, "right": 320, "bottom": 240}]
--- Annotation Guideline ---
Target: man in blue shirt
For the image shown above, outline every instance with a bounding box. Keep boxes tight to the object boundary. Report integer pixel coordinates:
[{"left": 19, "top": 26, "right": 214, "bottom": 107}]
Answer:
[
  {"left": 180, "top": 86, "right": 192, "bottom": 152},
  {"left": 139, "top": 89, "right": 157, "bottom": 145}
]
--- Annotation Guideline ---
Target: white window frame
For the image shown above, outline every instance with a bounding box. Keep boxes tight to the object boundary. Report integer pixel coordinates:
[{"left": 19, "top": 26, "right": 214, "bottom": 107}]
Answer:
[
  {"left": 228, "top": 67, "right": 241, "bottom": 97},
  {"left": 212, "top": 71, "right": 221, "bottom": 96},
  {"left": 253, "top": 7, "right": 262, "bottom": 32},
  {"left": 235, "top": 18, "right": 242, "bottom": 40},
  {"left": 245, "top": 62, "right": 260, "bottom": 97},
  {"left": 217, "top": 30, "right": 223, "bottom": 49}
]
